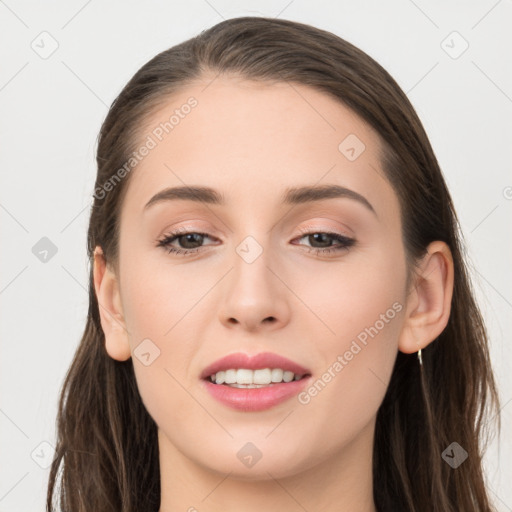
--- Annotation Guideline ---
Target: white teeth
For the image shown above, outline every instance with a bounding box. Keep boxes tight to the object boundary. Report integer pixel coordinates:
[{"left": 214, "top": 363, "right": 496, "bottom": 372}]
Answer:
[
  {"left": 224, "top": 369, "right": 236, "bottom": 384},
  {"left": 271, "top": 368, "right": 283, "bottom": 382},
  {"left": 227, "top": 383, "right": 270, "bottom": 388},
  {"left": 209, "top": 368, "right": 304, "bottom": 386},
  {"left": 237, "top": 368, "right": 253, "bottom": 384},
  {"left": 283, "top": 371, "right": 294, "bottom": 383},
  {"left": 253, "top": 368, "right": 272, "bottom": 385}
]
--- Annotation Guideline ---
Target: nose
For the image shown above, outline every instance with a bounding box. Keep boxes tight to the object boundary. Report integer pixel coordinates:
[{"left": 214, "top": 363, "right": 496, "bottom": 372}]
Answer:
[{"left": 218, "top": 240, "right": 291, "bottom": 333}]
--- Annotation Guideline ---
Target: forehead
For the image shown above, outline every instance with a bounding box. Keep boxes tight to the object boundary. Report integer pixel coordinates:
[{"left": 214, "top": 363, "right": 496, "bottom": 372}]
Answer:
[{"left": 120, "top": 76, "right": 396, "bottom": 221}]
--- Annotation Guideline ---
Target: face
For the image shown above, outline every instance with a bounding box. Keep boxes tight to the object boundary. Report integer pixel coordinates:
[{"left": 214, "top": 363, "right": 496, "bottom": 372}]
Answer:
[{"left": 111, "top": 76, "right": 409, "bottom": 479}]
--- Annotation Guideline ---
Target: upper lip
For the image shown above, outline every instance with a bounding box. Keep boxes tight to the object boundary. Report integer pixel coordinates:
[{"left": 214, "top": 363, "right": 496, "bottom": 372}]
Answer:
[{"left": 200, "top": 352, "right": 311, "bottom": 380}]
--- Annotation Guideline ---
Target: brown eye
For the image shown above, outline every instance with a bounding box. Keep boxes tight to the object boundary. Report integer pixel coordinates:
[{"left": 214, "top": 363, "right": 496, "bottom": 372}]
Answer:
[
  {"left": 157, "top": 231, "right": 216, "bottom": 255},
  {"left": 294, "top": 231, "right": 355, "bottom": 255}
]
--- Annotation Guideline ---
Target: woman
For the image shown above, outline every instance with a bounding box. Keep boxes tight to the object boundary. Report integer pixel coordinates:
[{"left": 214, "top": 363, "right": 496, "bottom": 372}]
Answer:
[{"left": 47, "top": 16, "right": 500, "bottom": 512}]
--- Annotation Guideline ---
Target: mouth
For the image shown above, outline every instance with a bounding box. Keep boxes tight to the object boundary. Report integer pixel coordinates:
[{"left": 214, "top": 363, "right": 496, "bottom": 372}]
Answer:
[
  {"left": 204, "top": 368, "right": 310, "bottom": 388},
  {"left": 199, "top": 352, "right": 312, "bottom": 411}
]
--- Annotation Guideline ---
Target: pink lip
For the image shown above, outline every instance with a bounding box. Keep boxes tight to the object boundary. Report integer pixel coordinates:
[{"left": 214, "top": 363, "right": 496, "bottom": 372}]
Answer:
[
  {"left": 201, "top": 377, "right": 312, "bottom": 411},
  {"left": 199, "top": 352, "right": 312, "bottom": 412},
  {"left": 200, "top": 351, "right": 311, "bottom": 380}
]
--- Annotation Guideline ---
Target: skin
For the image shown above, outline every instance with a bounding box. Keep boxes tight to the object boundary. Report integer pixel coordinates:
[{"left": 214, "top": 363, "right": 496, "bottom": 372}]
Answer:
[{"left": 93, "top": 75, "right": 454, "bottom": 512}]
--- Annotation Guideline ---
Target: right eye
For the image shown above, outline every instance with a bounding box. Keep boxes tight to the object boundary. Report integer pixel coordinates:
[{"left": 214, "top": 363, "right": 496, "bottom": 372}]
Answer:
[{"left": 156, "top": 230, "right": 217, "bottom": 256}]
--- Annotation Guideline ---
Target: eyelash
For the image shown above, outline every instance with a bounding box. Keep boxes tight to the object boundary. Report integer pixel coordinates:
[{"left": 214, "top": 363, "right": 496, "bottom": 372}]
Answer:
[{"left": 156, "top": 227, "right": 355, "bottom": 257}]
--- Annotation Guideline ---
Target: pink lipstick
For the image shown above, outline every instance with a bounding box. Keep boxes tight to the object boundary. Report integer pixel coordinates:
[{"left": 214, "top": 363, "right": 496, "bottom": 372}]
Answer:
[{"left": 200, "top": 352, "right": 312, "bottom": 412}]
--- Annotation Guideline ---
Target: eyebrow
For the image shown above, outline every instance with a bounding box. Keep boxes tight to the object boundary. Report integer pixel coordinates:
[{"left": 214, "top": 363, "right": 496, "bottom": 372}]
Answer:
[{"left": 143, "top": 184, "right": 376, "bottom": 216}]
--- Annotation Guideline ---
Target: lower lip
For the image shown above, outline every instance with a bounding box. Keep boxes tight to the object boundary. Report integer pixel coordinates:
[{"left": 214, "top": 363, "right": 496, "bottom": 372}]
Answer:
[{"left": 202, "top": 377, "right": 311, "bottom": 412}]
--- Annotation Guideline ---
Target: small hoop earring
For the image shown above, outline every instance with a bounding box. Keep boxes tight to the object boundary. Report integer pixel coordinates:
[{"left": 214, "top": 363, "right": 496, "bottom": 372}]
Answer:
[{"left": 417, "top": 348, "right": 423, "bottom": 366}]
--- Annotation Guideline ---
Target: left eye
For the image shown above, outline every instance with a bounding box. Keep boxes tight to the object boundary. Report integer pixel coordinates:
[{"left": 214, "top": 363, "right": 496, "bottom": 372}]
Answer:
[
  {"left": 156, "top": 230, "right": 355, "bottom": 256},
  {"left": 294, "top": 231, "right": 355, "bottom": 254},
  {"left": 156, "top": 231, "right": 215, "bottom": 255}
]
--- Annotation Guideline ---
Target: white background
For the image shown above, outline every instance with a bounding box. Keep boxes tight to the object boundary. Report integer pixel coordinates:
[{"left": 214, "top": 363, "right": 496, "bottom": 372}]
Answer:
[{"left": 0, "top": 1, "right": 511, "bottom": 510}]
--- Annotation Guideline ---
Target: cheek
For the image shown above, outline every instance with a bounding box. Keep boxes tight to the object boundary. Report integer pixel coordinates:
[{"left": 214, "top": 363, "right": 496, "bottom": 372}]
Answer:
[
  {"left": 120, "top": 251, "right": 206, "bottom": 346},
  {"left": 117, "top": 254, "right": 204, "bottom": 418},
  {"left": 288, "top": 310, "right": 402, "bottom": 462},
  {"left": 289, "top": 248, "right": 404, "bottom": 433},
  {"left": 292, "top": 240, "right": 405, "bottom": 352}
]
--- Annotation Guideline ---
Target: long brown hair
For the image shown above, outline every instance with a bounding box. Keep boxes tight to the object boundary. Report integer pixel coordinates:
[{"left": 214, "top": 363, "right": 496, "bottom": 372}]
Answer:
[{"left": 47, "top": 17, "right": 500, "bottom": 511}]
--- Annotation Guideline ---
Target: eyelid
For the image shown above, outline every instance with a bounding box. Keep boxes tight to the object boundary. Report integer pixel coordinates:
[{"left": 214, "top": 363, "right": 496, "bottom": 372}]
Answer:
[
  {"left": 295, "top": 224, "right": 353, "bottom": 238},
  {"left": 159, "top": 219, "right": 355, "bottom": 238},
  {"left": 159, "top": 224, "right": 353, "bottom": 242}
]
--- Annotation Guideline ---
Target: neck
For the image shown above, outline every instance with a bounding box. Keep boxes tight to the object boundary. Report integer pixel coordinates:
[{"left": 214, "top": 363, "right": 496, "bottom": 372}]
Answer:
[{"left": 158, "top": 419, "right": 377, "bottom": 512}]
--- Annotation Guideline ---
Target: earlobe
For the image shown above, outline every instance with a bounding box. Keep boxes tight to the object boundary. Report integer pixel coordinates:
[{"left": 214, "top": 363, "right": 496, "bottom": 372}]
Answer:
[
  {"left": 93, "top": 246, "right": 132, "bottom": 361},
  {"left": 398, "top": 241, "right": 455, "bottom": 355}
]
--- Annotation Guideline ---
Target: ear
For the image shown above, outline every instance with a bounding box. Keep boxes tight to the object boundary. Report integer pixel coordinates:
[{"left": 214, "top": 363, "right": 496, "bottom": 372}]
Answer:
[
  {"left": 398, "top": 241, "right": 454, "bottom": 354},
  {"left": 93, "top": 246, "right": 131, "bottom": 361}
]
